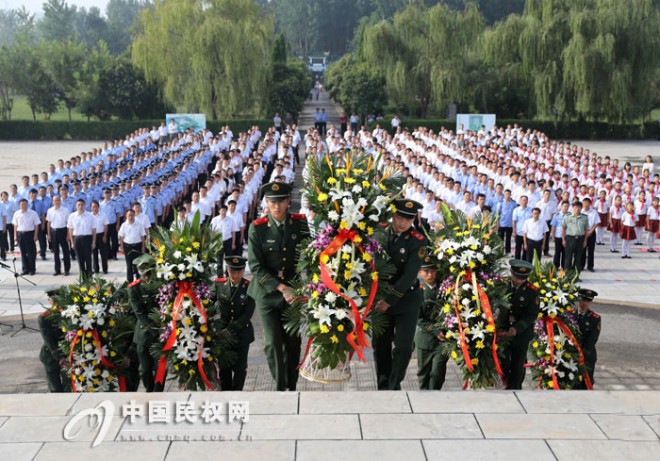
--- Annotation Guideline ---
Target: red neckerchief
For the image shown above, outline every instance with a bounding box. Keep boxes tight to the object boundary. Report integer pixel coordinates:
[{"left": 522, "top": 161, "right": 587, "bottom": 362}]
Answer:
[
  {"left": 615, "top": 205, "right": 621, "bottom": 217},
  {"left": 598, "top": 199, "right": 606, "bottom": 212}
]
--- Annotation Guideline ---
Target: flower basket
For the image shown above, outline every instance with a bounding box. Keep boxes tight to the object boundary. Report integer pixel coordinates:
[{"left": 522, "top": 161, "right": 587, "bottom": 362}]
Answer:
[{"left": 299, "top": 343, "right": 352, "bottom": 384}]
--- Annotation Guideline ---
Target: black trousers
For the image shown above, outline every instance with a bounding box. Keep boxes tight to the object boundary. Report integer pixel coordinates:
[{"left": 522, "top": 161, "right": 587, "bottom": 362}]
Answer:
[
  {"left": 51, "top": 227, "right": 70, "bottom": 274},
  {"left": 219, "top": 344, "right": 250, "bottom": 391},
  {"left": 0, "top": 228, "right": 7, "bottom": 259},
  {"left": 37, "top": 225, "right": 47, "bottom": 258},
  {"left": 17, "top": 231, "right": 36, "bottom": 273},
  {"left": 503, "top": 338, "right": 531, "bottom": 390},
  {"left": 514, "top": 234, "right": 527, "bottom": 260},
  {"left": 107, "top": 223, "right": 119, "bottom": 259},
  {"left": 526, "top": 238, "right": 543, "bottom": 263},
  {"left": 581, "top": 232, "right": 596, "bottom": 271},
  {"left": 93, "top": 233, "right": 108, "bottom": 273},
  {"left": 553, "top": 236, "right": 565, "bottom": 269},
  {"left": 373, "top": 308, "right": 418, "bottom": 390},
  {"left": 498, "top": 226, "right": 513, "bottom": 254},
  {"left": 564, "top": 235, "right": 585, "bottom": 275},
  {"left": 74, "top": 235, "right": 93, "bottom": 277},
  {"left": 124, "top": 242, "right": 142, "bottom": 283}
]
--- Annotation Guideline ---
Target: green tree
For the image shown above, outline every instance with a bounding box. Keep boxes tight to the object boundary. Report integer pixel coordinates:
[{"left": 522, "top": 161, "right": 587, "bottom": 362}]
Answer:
[
  {"left": 132, "top": 0, "right": 273, "bottom": 119},
  {"left": 12, "top": 43, "right": 60, "bottom": 120},
  {"left": 43, "top": 40, "right": 86, "bottom": 121},
  {"left": 0, "top": 7, "right": 37, "bottom": 46},
  {"left": 105, "top": 0, "right": 148, "bottom": 54},
  {"left": 40, "top": 0, "right": 79, "bottom": 43},
  {"left": 326, "top": 54, "right": 386, "bottom": 121},
  {"left": 267, "top": 34, "right": 312, "bottom": 119}
]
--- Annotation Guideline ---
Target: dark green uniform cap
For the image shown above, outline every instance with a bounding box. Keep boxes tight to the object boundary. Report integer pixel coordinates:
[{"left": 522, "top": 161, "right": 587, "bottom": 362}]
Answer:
[
  {"left": 393, "top": 199, "right": 423, "bottom": 218},
  {"left": 509, "top": 259, "right": 533, "bottom": 279},
  {"left": 578, "top": 288, "right": 598, "bottom": 301},
  {"left": 420, "top": 254, "right": 436, "bottom": 270},
  {"left": 225, "top": 256, "right": 247, "bottom": 270},
  {"left": 261, "top": 182, "right": 292, "bottom": 202}
]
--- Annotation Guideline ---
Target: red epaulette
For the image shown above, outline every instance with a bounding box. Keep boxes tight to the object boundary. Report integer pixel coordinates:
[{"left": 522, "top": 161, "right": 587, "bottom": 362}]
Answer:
[
  {"left": 526, "top": 281, "right": 539, "bottom": 291},
  {"left": 379, "top": 222, "right": 388, "bottom": 228},
  {"left": 128, "top": 279, "right": 141, "bottom": 288},
  {"left": 41, "top": 310, "right": 49, "bottom": 318},
  {"left": 290, "top": 213, "right": 306, "bottom": 220},
  {"left": 215, "top": 277, "right": 227, "bottom": 283},
  {"left": 410, "top": 230, "right": 425, "bottom": 241},
  {"left": 244, "top": 279, "right": 250, "bottom": 286},
  {"left": 588, "top": 311, "right": 600, "bottom": 319},
  {"left": 253, "top": 216, "right": 268, "bottom": 226}
]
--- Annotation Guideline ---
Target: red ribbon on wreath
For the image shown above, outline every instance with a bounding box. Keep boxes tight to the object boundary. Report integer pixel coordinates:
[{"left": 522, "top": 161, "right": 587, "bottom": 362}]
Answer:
[
  {"left": 69, "top": 329, "right": 126, "bottom": 392},
  {"left": 544, "top": 316, "right": 593, "bottom": 390},
  {"left": 317, "top": 228, "right": 378, "bottom": 361},
  {"left": 154, "top": 281, "right": 214, "bottom": 390},
  {"left": 452, "top": 269, "right": 503, "bottom": 379}
]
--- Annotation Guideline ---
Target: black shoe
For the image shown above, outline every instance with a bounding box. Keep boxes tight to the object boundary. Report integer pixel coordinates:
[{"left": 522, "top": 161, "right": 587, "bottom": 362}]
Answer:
[
  {"left": 648, "top": 249, "right": 656, "bottom": 253},
  {"left": 41, "top": 255, "right": 46, "bottom": 261},
  {"left": 53, "top": 272, "right": 61, "bottom": 276},
  {"left": 29, "top": 271, "right": 35, "bottom": 275},
  {"left": 588, "top": 268, "right": 595, "bottom": 272},
  {"left": 64, "top": 271, "right": 70, "bottom": 276},
  {"left": 20, "top": 271, "right": 28, "bottom": 275},
  {"left": 621, "top": 256, "right": 626, "bottom": 259},
  {"left": 612, "top": 249, "right": 619, "bottom": 253}
]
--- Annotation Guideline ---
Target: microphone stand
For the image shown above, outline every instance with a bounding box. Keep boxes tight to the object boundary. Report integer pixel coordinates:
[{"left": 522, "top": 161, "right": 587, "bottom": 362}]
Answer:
[{"left": 0, "top": 258, "right": 39, "bottom": 336}]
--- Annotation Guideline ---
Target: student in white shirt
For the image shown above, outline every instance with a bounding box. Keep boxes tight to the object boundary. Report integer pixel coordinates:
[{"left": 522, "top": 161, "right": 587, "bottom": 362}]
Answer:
[{"left": 211, "top": 205, "right": 235, "bottom": 274}]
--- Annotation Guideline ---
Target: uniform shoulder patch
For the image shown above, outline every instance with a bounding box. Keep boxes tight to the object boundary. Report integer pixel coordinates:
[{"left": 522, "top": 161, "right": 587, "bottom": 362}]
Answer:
[
  {"left": 588, "top": 311, "right": 600, "bottom": 319},
  {"left": 379, "top": 222, "right": 388, "bottom": 228},
  {"left": 128, "top": 279, "right": 141, "bottom": 288},
  {"left": 243, "top": 279, "right": 250, "bottom": 286},
  {"left": 290, "top": 213, "right": 306, "bottom": 220},
  {"left": 525, "top": 281, "right": 539, "bottom": 291},
  {"left": 410, "top": 230, "right": 425, "bottom": 241},
  {"left": 253, "top": 216, "right": 268, "bottom": 226},
  {"left": 215, "top": 277, "right": 227, "bottom": 283}
]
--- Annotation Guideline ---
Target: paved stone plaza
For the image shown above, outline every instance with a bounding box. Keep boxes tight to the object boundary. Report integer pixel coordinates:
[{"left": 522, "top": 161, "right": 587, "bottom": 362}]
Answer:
[{"left": 0, "top": 391, "right": 659, "bottom": 460}]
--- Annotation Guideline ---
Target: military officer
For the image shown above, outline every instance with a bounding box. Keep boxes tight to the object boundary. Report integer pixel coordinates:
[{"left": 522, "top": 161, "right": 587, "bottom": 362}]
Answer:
[
  {"left": 498, "top": 259, "right": 540, "bottom": 390},
  {"left": 416, "top": 255, "right": 450, "bottom": 390},
  {"left": 577, "top": 288, "right": 601, "bottom": 388},
  {"left": 38, "top": 288, "right": 69, "bottom": 392},
  {"left": 247, "top": 182, "right": 310, "bottom": 391},
  {"left": 214, "top": 256, "right": 255, "bottom": 391},
  {"left": 127, "top": 260, "right": 163, "bottom": 392},
  {"left": 373, "top": 199, "right": 427, "bottom": 390}
]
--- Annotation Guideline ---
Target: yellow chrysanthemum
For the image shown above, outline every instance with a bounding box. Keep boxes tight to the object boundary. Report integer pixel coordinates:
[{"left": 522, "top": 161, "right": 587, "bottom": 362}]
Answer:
[
  {"left": 330, "top": 335, "right": 339, "bottom": 343},
  {"left": 337, "top": 325, "right": 344, "bottom": 332},
  {"left": 319, "top": 325, "right": 329, "bottom": 334},
  {"left": 327, "top": 177, "right": 337, "bottom": 184},
  {"left": 317, "top": 193, "right": 328, "bottom": 201},
  {"left": 451, "top": 351, "right": 458, "bottom": 359}
]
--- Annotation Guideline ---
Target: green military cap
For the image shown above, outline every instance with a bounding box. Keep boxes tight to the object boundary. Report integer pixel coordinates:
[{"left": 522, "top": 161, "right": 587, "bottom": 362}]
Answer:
[
  {"left": 420, "top": 253, "right": 436, "bottom": 270},
  {"left": 393, "top": 199, "right": 423, "bottom": 219},
  {"left": 261, "top": 181, "right": 292, "bottom": 202},
  {"left": 578, "top": 288, "right": 598, "bottom": 301},
  {"left": 45, "top": 287, "right": 60, "bottom": 297},
  {"left": 225, "top": 256, "right": 247, "bottom": 270},
  {"left": 509, "top": 259, "right": 533, "bottom": 279}
]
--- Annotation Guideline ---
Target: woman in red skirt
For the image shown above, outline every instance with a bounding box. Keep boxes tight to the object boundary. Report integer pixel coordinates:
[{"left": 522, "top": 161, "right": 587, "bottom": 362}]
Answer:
[
  {"left": 634, "top": 191, "right": 649, "bottom": 245},
  {"left": 646, "top": 196, "right": 659, "bottom": 253},
  {"left": 595, "top": 190, "right": 609, "bottom": 245},
  {"left": 608, "top": 195, "right": 624, "bottom": 253},
  {"left": 620, "top": 201, "right": 637, "bottom": 258}
]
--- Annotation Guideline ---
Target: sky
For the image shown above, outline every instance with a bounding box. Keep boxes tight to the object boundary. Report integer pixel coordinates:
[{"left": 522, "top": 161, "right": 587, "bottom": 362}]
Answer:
[{"left": 3, "top": 1, "right": 110, "bottom": 15}]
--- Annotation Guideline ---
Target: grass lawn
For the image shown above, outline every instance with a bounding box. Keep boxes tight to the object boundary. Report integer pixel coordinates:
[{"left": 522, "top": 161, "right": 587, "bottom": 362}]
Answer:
[{"left": 7, "top": 95, "right": 88, "bottom": 121}]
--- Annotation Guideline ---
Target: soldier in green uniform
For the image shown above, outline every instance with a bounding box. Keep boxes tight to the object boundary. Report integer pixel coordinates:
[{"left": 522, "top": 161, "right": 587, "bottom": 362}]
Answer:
[
  {"left": 247, "top": 182, "right": 310, "bottom": 391},
  {"left": 38, "top": 288, "right": 69, "bottom": 392},
  {"left": 214, "top": 256, "right": 255, "bottom": 391},
  {"left": 498, "top": 259, "right": 540, "bottom": 390},
  {"left": 127, "top": 260, "right": 163, "bottom": 392},
  {"left": 373, "top": 199, "right": 427, "bottom": 390},
  {"left": 577, "top": 288, "right": 601, "bottom": 388},
  {"left": 415, "top": 255, "right": 450, "bottom": 390}
]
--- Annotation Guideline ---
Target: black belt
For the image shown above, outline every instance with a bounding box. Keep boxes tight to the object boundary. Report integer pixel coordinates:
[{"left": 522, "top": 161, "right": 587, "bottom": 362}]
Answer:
[
  {"left": 75, "top": 234, "right": 92, "bottom": 238},
  {"left": 17, "top": 231, "right": 33, "bottom": 235},
  {"left": 566, "top": 235, "right": 584, "bottom": 238}
]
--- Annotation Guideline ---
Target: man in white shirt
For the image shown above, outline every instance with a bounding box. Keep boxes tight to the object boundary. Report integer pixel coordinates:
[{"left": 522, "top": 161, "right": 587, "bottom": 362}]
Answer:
[
  {"left": 118, "top": 209, "right": 146, "bottom": 283},
  {"left": 522, "top": 207, "right": 549, "bottom": 263},
  {"left": 190, "top": 191, "right": 211, "bottom": 222},
  {"left": 91, "top": 201, "right": 109, "bottom": 274},
  {"left": 67, "top": 199, "right": 96, "bottom": 277},
  {"left": 46, "top": 195, "right": 71, "bottom": 276},
  {"left": 210, "top": 205, "right": 235, "bottom": 274},
  {"left": 13, "top": 198, "right": 40, "bottom": 275},
  {"left": 535, "top": 189, "right": 557, "bottom": 256}
]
